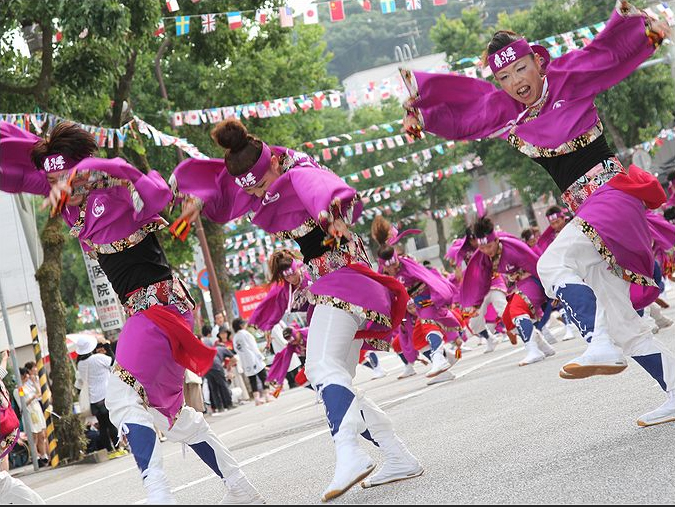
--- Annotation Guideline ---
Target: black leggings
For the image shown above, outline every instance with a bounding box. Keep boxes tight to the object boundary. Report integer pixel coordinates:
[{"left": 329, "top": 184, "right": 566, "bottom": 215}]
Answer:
[
  {"left": 247, "top": 369, "right": 268, "bottom": 394},
  {"left": 91, "top": 400, "right": 118, "bottom": 452}
]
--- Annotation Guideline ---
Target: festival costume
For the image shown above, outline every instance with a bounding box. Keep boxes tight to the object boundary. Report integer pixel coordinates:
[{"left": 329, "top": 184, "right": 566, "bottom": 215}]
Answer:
[
  {"left": 0, "top": 121, "right": 263, "bottom": 504},
  {"left": 380, "top": 254, "right": 464, "bottom": 381},
  {"left": 403, "top": 2, "right": 675, "bottom": 425},
  {"left": 171, "top": 146, "right": 420, "bottom": 501},
  {"left": 461, "top": 233, "right": 555, "bottom": 366},
  {"left": 447, "top": 235, "right": 507, "bottom": 352}
]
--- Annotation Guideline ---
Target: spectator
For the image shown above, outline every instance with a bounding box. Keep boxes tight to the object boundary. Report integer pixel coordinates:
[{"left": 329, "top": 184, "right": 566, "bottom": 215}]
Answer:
[
  {"left": 14, "top": 364, "right": 48, "bottom": 467},
  {"left": 205, "top": 342, "right": 235, "bottom": 413},
  {"left": 201, "top": 324, "right": 216, "bottom": 347},
  {"left": 217, "top": 327, "right": 234, "bottom": 351},
  {"left": 270, "top": 323, "right": 302, "bottom": 389},
  {"left": 233, "top": 318, "right": 272, "bottom": 406},
  {"left": 0, "top": 350, "right": 45, "bottom": 503},
  {"left": 183, "top": 369, "right": 205, "bottom": 414},
  {"left": 74, "top": 335, "right": 126, "bottom": 458},
  {"left": 211, "top": 312, "right": 229, "bottom": 340}
]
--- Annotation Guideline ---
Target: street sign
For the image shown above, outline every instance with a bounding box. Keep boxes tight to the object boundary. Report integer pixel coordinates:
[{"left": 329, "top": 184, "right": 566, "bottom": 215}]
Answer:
[{"left": 197, "top": 269, "right": 209, "bottom": 291}]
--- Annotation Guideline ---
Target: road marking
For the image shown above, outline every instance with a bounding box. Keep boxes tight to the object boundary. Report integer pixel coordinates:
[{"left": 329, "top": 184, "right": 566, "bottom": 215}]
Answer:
[
  {"left": 43, "top": 423, "right": 257, "bottom": 501},
  {"left": 131, "top": 347, "right": 524, "bottom": 503}
]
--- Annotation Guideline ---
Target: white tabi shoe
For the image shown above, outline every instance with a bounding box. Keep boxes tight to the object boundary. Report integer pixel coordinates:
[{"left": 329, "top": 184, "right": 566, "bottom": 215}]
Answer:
[
  {"left": 321, "top": 442, "right": 375, "bottom": 502},
  {"left": 370, "top": 365, "right": 387, "bottom": 380},
  {"left": 637, "top": 391, "right": 675, "bottom": 427},
  {"left": 540, "top": 326, "right": 558, "bottom": 344},
  {"left": 559, "top": 338, "right": 627, "bottom": 379},
  {"left": 221, "top": 473, "right": 266, "bottom": 504},
  {"left": 534, "top": 330, "right": 556, "bottom": 358},
  {"left": 425, "top": 350, "right": 451, "bottom": 378},
  {"left": 484, "top": 333, "right": 499, "bottom": 354},
  {"left": 562, "top": 325, "right": 578, "bottom": 341},
  {"left": 361, "top": 437, "right": 423, "bottom": 489},
  {"left": 397, "top": 364, "right": 416, "bottom": 379},
  {"left": 518, "top": 340, "right": 545, "bottom": 367},
  {"left": 426, "top": 369, "right": 456, "bottom": 385}
]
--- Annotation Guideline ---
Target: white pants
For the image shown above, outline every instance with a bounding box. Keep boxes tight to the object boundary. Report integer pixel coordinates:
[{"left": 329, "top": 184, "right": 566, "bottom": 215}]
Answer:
[
  {"left": 0, "top": 471, "right": 45, "bottom": 504},
  {"left": 538, "top": 223, "right": 675, "bottom": 391},
  {"left": 469, "top": 289, "right": 508, "bottom": 335},
  {"left": 106, "top": 374, "right": 241, "bottom": 488},
  {"left": 305, "top": 304, "right": 364, "bottom": 388}
]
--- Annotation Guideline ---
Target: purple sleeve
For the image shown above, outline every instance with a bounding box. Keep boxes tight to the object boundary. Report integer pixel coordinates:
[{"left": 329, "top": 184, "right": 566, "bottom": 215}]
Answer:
[
  {"left": 287, "top": 166, "right": 363, "bottom": 230},
  {"left": 459, "top": 251, "right": 493, "bottom": 308},
  {"left": 170, "top": 157, "right": 255, "bottom": 224},
  {"left": 0, "top": 122, "right": 50, "bottom": 196},
  {"left": 404, "top": 70, "right": 522, "bottom": 141},
  {"left": 248, "top": 282, "right": 290, "bottom": 332},
  {"left": 547, "top": 7, "right": 656, "bottom": 99},
  {"left": 75, "top": 158, "right": 172, "bottom": 222}
]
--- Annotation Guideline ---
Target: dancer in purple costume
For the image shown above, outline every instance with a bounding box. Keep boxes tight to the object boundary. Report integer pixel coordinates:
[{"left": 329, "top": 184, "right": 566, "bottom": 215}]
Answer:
[{"left": 402, "top": 2, "right": 675, "bottom": 426}]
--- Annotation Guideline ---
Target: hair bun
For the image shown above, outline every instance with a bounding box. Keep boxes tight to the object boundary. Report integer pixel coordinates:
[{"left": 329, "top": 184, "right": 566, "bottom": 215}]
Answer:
[{"left": 212, "top": 119, "right": 249, "bottom": 152}]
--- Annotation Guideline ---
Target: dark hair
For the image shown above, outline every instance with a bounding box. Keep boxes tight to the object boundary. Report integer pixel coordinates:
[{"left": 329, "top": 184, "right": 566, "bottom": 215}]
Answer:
[
  {"left": 268, "top": 249, "right": 299, "bottom": 284},
  {"left": 371, "top": 215, "right": 397, "bottom": 262},
  {"left": 19, "top": 367, "right": 28, "bottom": 377},
  {"left": 282, "top": 327, "right": 294, "bottom": 340},
  {"left": 201, "top": 324, "right": 212, "bottom": 337},
  {"left": 464, "top": 227, "right": 475, "bottom": 240},
  {"left": 545, "top": 205, "right": 562, "bottom": 217},
  {"left": 521, "top": 228, "right": 534, "bottom": 242},
  {"left": 31, "top": 121, "right": 98, "bottom": 169},
  {"left": 422, "top": 260, "right": 432, "bottom": 267},
  {"left": 483, "top": 30, "right": 521, "bottom": 66},
  {"left": 473, "top": 216, "right": 495, "bottom": 239},
  {"left": 667, "top": 171, "right": 675, "bottom": 182},
  {"left": 210, "top": 119, "right": 263, "bottom": 176},
  {"left": 232, "top": 318, "right": 245, "bottom": 332},
  {"left": 24, "top": 361, "right": 35, "bottom": 371},
  {"left": 665, "top": 206, "right": 675, "bottom": 222}
]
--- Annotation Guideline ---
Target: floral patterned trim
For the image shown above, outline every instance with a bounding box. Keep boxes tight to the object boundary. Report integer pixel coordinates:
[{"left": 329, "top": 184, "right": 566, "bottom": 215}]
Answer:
[
  {"left": 399, "top": 68, "right": 425, "bottom": 132},
  {"left": 124, "top": 274, "right": 195, "bottom": 315},
  {"left": 512, "top": 290, "right": 536, "bottom": 318},
  {"left": 571, "top": 216, "right": 658, "bottom": 287},
  {"left": 364, "top": 338, "right": 391, "bottom": 352},
  {"left": 491, "top": 242, "right": 503, "bottom": 274},
  {"left": 83, "top": 220, "right": 169, "bottom": 255},
  {"left": 419, "top": 318, "right": 462, "bottom": 333},
  {"left": 504, "top": 269, "right": 532, "bottom": 285},
  {"left": 0, "top": 428, "right": 19, "bottom": 460},
  {"left": 274, "top": 217, "right": 318, "bottom": 240},
  {"left": 291, "top": 285, "right": 311, "bottom": 311},
  {"left": 508, "top": 120, "right": 604, "bottom": 159},
  {"left": 167, "top": 174, "right": 205, "bottom": 214},
  {"left": 561, "top": 157, "right": 625, "bottom": 212},
  {"left": 311, "top": 294, "right": 392, "bottom": 329},
  {"left": 306, "top": 234, "right": 371, "bottom": 280}
]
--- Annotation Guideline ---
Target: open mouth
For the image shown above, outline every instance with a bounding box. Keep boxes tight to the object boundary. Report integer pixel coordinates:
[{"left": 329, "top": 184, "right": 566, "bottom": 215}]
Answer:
[{"left": 517, "top": 85, "right": 531, "bottom": 99}]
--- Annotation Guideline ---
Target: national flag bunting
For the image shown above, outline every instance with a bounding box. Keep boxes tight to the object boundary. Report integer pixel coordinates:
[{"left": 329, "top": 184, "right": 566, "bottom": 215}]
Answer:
[
  {"left": 380, "top": 0, "right": 396, "bottom": 14},
  {"left": 358, "top": 0, "right": 372, "bottom": 11},
  {"left": 279, "top": 6, "right": 294, "bottom": 27},
  {"left": 153, "top": 20, "right": 165, "bottom": 37},
  {"left": 432, "top": 0, "right": 447, "bottom": 4},
  {"left": 406, "top": 0, "right": 421, "bottom": 10},
  {"left": 255, "top": 9, "right": 267, "bottom": 25},
  {"left": 201, "top": 14, "right": 216, "bottom": 33},
  {"left": 227, "top": 11, "right": 242, "bottom": 30},
  {"left": 329, "top": 1, "right": 345, "bottom": 21},
  {"left": 304, "top": 4, "right": 319, "bottom": 24},
  {"left": 175, "top": 16, "right": 190, "bottom": 36},
  {"left": 166, "top": 0, "right": 180, "bottom": 12}
]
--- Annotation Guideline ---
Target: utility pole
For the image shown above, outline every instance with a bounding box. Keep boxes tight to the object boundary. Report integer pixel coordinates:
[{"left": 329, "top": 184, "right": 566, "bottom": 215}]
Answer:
[{"left": 153, "top": 39, "right": 226, "bottom": 317}]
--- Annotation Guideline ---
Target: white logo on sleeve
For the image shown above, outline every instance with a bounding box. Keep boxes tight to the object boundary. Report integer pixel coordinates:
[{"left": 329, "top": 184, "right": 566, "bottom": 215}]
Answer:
[
  {"left": 92, "top": 198, "right": 105, "bottom": 217},
  {"left": 552, "top": 100, "right": 566, "bottom": 110}
]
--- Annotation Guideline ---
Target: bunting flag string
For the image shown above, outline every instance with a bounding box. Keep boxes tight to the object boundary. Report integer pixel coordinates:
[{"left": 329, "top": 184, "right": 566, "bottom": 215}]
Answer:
[
  {"left": 301, "top": 127, "right": 430, "bottom": 162},
  {"left": 0, "top": 111, "right": 208, "bottom": 159},
  {"left": 339, "top": 139, "right": 459, "bottom": 184},
  {"left": 170, "top": 89, "right": 343, "bottom": 127},
  {"left": 299, "top": 119, "right": 405, "bottom": 149}
]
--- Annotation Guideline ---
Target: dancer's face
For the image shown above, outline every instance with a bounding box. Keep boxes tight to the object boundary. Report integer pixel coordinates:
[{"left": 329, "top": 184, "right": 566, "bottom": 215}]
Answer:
[
  {"left": 549, "top": 216, "right": 566, "bottom": 232},
  {"left": 283, "top": 270, "right": 301, "bottom": 286},
  {"left": 383, "top": 260, "right": 399, "bottom": 276},
  {"left": 243, "top": 156, "right": 282, "bottom": 198},
  {"left": 494, "top": 54, "right": 544, "bottom": 107},
  {"left": 478, "top": 239, "right": 499, "bottom": 257},
  {"left": 46, "top": 171, "right": 84, "bottom": 206}
]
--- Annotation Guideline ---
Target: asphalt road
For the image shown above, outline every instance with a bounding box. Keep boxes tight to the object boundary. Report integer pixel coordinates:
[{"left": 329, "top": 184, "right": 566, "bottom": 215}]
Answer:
[{"left": 15, "top": 298, "right": 675, "bottom": 505}]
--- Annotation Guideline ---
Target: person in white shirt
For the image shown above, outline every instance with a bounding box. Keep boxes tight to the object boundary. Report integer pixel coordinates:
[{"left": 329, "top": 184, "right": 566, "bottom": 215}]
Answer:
[
  {"left": 232, "top": 318, "right": 272, "bottom": 405},
  {"left": 74, "top": 336, "right": 122, "bottom": 456}
]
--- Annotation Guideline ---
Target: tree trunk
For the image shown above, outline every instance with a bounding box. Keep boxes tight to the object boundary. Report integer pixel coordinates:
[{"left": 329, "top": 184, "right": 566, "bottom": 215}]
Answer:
[
  {"left": 111, "top": 49, "right": 138, "bottom": 157},
  {"left": 34, "top": 217, "right": 86, "bottom": 462},
  {"left": 203, "top": 220, "right": 236, "bottom": 324}
]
